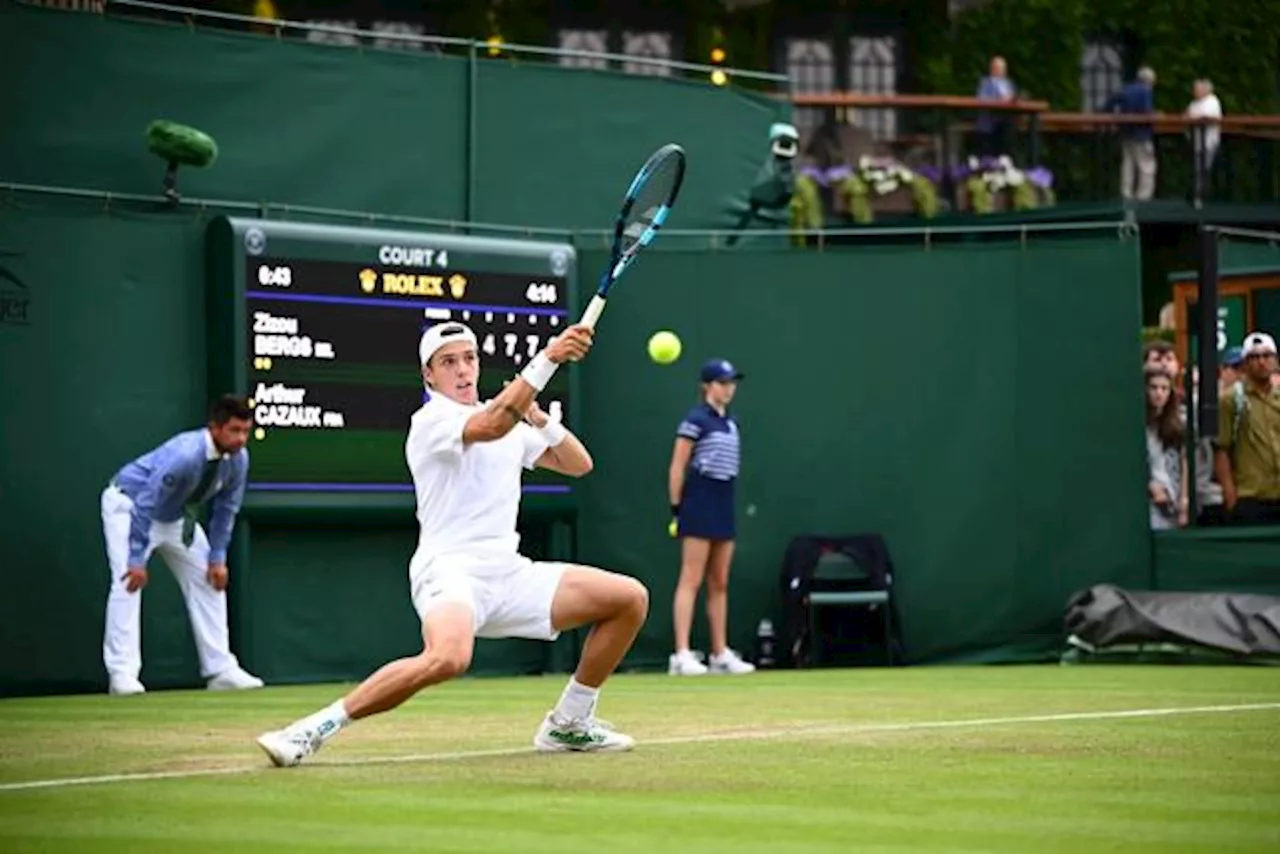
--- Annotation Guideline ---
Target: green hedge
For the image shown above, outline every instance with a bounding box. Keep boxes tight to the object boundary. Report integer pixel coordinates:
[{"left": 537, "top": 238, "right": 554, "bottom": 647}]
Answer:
[{"left": 922, "top": 0, "right": 1280, "bottom": 114}]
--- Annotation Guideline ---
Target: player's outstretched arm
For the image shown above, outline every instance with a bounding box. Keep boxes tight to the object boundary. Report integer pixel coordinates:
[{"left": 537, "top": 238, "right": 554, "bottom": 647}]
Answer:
[{"left": 462, "top": 325, "right": 593, "bottom": 445}]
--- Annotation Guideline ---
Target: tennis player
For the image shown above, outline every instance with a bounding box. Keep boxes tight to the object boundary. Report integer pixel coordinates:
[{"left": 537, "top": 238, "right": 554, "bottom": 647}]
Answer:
[
  {"left": 666, "top": 359, "right": 755, "bottom": 676},
  {"left": 256, "top": 321, "right": 648, "bottom": 766}
]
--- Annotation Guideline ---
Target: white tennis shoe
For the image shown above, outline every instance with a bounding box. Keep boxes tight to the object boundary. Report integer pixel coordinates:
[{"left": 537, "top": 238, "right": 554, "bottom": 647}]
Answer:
[
  {"left": 709, "top": 648, "right": 756, "bottom": 675},
  {"left": 533, "top": 712, "right": 636, "bottom": 752},
  {"left": 256, "top": 727, "right": 322, "bottom": 767},
  {"left": 667, "top": 649, "right": 709, "bottom": 676},
  {"left": 108, "top": 674, "right": 146, "bottom": 696},
  {"left": 207, "top": 667, "right": 264, "bottom": 691}
]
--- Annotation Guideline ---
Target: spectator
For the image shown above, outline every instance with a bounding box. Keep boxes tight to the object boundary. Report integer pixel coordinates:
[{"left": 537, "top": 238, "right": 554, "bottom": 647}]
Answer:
[
  {"left": 1142, "top": 338, "right": 1181, "bottom": 392},
  {"left": 1222, "top": 345, "right": 1245, "bottom": 388},
  {"left": 1186, "top": 79, "right": 1223, "bottom": 202},
  {"left": 1146, "top": 366, "right": 1188, "bottom": 529},
  {"left": 1214, "top": 331, "right": 1280, "bottom": 525},
  {"left": 976, "top": 56, "right": 1016, "bottom": 157},
  {"left": 1105, "top": 66, "right": 1158, "bottom": 201}
]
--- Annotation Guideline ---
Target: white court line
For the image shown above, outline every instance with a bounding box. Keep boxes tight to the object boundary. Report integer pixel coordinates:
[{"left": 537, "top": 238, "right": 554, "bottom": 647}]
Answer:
[{"left": 1, "top": 701, "right": 1277, "bottom": 793}]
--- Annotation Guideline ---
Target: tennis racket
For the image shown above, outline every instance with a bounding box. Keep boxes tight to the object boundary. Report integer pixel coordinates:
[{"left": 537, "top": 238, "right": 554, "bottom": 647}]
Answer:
[{"left": 579, "top": 142, "right": 686, "bottom": 329}]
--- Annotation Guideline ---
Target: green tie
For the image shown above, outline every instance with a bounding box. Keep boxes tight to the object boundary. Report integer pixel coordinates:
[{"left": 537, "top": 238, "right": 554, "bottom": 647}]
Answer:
[{"left": 182, "top": 458, "right": 221, "bottom": 547}]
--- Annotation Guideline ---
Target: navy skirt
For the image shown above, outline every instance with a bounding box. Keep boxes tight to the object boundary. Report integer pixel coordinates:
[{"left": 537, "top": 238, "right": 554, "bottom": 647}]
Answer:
[{"left": 678, "top": 472, "right": 736, "bottom": 541}]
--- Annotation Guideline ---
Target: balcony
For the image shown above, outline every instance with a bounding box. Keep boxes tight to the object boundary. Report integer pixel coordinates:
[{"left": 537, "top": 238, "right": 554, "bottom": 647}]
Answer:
[{"left": 789, "top": 92, "right": 1280, "bottom": 225}]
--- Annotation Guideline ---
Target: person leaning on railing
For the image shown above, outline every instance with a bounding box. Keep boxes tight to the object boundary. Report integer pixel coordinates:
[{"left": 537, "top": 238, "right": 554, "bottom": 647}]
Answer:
[
  {"left": 1185, "top": 79, "right": 1223, "bottom": 201},
  {"left": 975, "top": 55, "right": 1017, "bottom": 157},
  {"left": 1104, "top": 66, "right": 1159, "bottom": 201}
]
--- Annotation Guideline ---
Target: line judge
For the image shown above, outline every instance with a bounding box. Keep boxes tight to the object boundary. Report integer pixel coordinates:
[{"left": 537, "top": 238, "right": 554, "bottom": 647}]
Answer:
[{"left": 100, "top": 394, "right": 264, "bottom": 695}]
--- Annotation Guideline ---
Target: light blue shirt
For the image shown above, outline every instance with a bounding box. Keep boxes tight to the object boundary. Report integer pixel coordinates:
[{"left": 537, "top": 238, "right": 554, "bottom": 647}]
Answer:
[
  {"left": 976, "top": 76, "right": 1015, "bottom": 132},
  {"left": 111, "top": 429, "right": 249, "bottom": 566},
  {"left": 977, "top": 76, "right": 1014, "bottom": 101}
]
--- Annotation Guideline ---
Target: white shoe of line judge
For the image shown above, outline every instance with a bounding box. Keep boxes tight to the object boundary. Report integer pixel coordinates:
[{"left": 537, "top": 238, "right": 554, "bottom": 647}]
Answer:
[{"left": 109, "top": 666, "right": 263, "bottom": 696}]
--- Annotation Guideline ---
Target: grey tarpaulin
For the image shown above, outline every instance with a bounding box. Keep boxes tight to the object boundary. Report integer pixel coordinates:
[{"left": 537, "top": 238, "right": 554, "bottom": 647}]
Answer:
[{"left": 1064, "top": 584, "right": 1280, "bottom": 656}]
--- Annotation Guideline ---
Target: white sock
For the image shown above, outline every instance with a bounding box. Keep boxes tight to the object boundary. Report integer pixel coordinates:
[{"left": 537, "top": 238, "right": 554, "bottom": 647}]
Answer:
[
  {"left": 294, "top": 699, "right": 351, "bottom": 743},
  {"left": 554, "top": 678, "right": 599, "bottom": 721}
]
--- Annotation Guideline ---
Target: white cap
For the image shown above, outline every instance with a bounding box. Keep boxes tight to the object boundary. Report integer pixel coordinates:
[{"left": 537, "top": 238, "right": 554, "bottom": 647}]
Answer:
[
  {"left": 1242, "top": 331, "right": 1277, "bottom": 357},
  {"left": 418, "top": 321, "right": 478, "bottom": 366}
]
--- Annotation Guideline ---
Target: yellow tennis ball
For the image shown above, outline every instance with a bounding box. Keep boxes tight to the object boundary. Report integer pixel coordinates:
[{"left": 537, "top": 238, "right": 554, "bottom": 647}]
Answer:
[{"left": 648, "top": 330, "right": 682, "bottom": 364}]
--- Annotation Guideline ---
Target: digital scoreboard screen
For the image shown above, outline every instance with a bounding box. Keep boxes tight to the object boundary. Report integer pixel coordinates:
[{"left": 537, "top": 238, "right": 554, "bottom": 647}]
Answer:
[{"left": 205, "top": 217, "right": 578, "bottom": 498}]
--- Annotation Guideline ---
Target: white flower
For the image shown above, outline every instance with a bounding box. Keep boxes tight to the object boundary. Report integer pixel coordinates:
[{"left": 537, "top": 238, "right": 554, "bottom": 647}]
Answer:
[
  {"left": 1007, "top": 171, "right": 1025, "bottom": 186},
  {"left": 858, "top": 156, "right": 871, "bottom": 170},
  {"left": 875, "top": 180, "right": 897, "bottom": 195},
  {"left": 998, "top": 155, "right": 1013, "bottom": 169},
  {"left": 968, "top": 157, "right": 979, "bottom": 169}
]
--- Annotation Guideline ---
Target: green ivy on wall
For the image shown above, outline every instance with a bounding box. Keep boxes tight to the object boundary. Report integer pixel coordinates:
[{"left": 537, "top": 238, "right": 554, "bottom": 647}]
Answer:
[
  {"left": 921, "top": 0, "right": 1280, "bottom": 115},
  {"left": 934, "top": 0, "right": 1084, "bottom": 111}
]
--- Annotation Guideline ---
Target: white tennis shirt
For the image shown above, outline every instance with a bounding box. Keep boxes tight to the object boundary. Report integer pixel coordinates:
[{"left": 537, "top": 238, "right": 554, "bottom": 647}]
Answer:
[{"left": 405, "top": 392, "right": 550, "bottom": 561}]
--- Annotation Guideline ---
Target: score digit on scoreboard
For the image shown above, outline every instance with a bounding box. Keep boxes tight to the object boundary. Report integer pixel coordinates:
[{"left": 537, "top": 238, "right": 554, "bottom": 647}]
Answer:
[{"left": 205, "top": 217, "right": 579, "bottom": 500}]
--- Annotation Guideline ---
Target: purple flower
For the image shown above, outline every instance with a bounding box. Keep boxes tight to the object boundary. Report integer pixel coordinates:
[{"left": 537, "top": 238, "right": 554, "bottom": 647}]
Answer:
[
  {"left": 798, "top": 165, "right": 856, "bottom": 187},
  {"left": 799, "top": 165, "right": 826, "bottom": 184},
  {"left": 915, "top": 165, "right": 944, "bottom": 185},
  {"left": 827, "top": 165, "right": 854, "bottom": 183},
  {"left": 1025, "top": 167, "right": 1055, "bottom": 189}
]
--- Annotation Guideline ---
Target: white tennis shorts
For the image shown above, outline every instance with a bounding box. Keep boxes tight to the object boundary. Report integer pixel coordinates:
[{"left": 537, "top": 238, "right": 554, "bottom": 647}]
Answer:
[{"left": 409, "top": 549, "right": 567, "bottom": 641}]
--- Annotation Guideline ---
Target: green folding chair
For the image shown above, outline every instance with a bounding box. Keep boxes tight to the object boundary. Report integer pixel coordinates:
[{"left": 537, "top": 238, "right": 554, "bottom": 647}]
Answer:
[{"left": 806, "top": 551, "right": 894, "bottom": 666}]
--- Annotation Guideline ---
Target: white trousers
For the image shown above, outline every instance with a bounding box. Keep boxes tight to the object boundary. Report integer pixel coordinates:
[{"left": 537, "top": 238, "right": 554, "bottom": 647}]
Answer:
[
  {"left": 1121, "top": 139, "right": 1157, "bottom": 201},
  {"left": 101, "top": 485, "right": 240, "bottom": 680}
]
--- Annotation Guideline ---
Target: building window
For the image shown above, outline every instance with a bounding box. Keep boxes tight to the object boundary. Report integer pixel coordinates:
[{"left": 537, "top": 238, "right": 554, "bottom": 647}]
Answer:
[
  {"left": 558, "top": 29, "right": 609, "bottom": 70},
  {"left": 24, "top": 0, "right": 105, "bottom": 10},
  {"left": 622, "top": 31, "right": 673, "bottom": 77},
  {"left": 849, "top": 36, "right": 898, "bottom": 140},
  {"left": 305, "top": 19, "right": 361, "bottom": 47},
  {"left": 786, "top": 38, "right": 835, "bottom": 133},
  {"left": 1081, "top": 39, "right": 1125, "bottom": 112},
  {"left": 370, "top": 21, "right": 426, "bottom": 52}
]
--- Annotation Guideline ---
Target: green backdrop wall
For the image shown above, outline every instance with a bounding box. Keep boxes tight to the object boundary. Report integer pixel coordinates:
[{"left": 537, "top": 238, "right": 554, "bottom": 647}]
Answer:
[
  {"left": 0, "top": 200, "right": 570, "bottom": 695},
  {"left": 1220, "top": 237, "right": 1280, "bottom": 273},
  {"left": 0, "top": 0, "right": 785, "bottom": 231},
  {"left": 0, "top": 202, "right": 211, "bottom": 695},
  {"left": 0, "top": 0, "right": 1156, "bottom": 695},
  {"left": 573, "top": 235, "right": 1151, "bottom": 666},
  {"left": 1152, "top": 529, "right": 1280, "bottom": 598},
  {"left": 0, "top": 194, "right": 1152, "bottom": 695}
]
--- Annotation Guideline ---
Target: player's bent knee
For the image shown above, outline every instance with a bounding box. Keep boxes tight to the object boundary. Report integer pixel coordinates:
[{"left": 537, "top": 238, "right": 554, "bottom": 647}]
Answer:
[
  {"left": 621, "top": 576, "right": 649, "bottom": 620},
  {"left": 415, "top": 645, "right": 471, "bottom": 683},
  {"left": 433, "top": 648, "right": 472, "bottom": 681}
]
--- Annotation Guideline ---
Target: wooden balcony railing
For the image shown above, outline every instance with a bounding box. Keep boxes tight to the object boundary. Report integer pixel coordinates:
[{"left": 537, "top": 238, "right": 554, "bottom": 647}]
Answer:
[{"left": 788, "top": 91, "right": 1280, "bottom": 211}]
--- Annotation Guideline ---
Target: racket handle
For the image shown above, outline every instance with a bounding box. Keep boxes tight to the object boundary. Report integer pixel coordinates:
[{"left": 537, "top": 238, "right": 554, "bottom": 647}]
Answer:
[{"left": 580, "top": 294, "right": 607, "bottom": 329}]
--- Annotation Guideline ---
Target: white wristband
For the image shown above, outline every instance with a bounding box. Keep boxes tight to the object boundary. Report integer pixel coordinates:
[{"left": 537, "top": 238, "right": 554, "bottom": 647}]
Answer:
[
  {"left": 520, "top": 352, "right": 558, "bottom": 392},
  {"left": 538, "top": 419, "right": 568, "bottom": 447}
]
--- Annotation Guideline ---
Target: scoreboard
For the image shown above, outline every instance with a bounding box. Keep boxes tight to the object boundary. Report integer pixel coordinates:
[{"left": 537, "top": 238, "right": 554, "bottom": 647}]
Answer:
[{"left": 205, "top": 217, "right": 578, "bottom": 502}]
